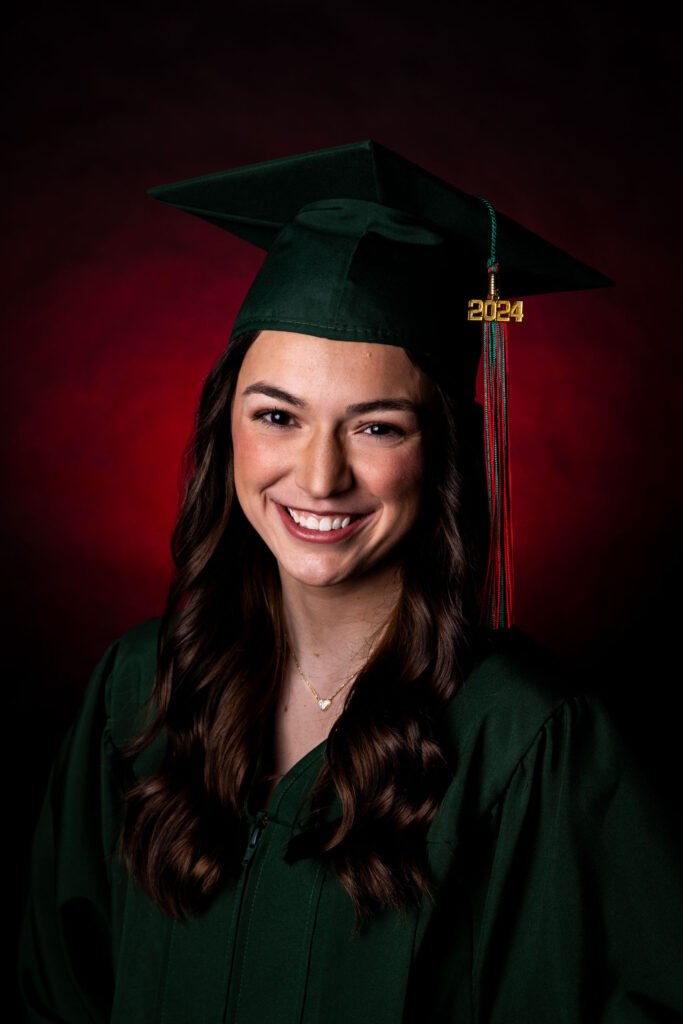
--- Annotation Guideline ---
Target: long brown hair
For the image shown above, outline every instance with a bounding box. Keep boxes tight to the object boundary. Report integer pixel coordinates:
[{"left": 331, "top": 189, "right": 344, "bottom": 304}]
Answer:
[{"left": 120, "top": 331, "right": 483, "bottom": 918}]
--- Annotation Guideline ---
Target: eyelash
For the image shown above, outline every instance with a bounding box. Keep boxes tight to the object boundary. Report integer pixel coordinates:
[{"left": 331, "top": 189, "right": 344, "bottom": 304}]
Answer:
[{"left": 252, "top": 409, "right": 406, "bottom": 439}]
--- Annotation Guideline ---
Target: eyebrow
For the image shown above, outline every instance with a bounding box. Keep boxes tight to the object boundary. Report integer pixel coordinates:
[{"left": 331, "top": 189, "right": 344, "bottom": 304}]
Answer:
[
  {"left": 242, "top": 383, "right": 306, "bottom": 407},
  {"left": 241, "top": 382, "right": 420, "bottom": 416}
]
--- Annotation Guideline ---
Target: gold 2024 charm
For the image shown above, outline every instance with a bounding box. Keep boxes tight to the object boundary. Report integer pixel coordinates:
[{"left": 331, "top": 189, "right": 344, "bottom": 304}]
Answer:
[
  {"left": 468, "top": 266, "right": 524, "bottom": 324},
  {"left": 467, "top": 298, "right": 524, "bottom": 323}
]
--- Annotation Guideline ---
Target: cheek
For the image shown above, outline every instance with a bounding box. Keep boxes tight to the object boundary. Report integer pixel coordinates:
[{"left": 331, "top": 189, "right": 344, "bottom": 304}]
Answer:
[
  {"left": 232, "top": 423, "right": 288, "bottom": 496},
  {"left": 367, "top": 448, "right": 424, "bottom": 515}
]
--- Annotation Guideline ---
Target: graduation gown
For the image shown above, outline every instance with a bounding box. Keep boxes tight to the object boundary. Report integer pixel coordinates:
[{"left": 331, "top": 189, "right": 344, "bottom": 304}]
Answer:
[{"left": 19, "top": 618, "right": 683, "bottom": 1023}]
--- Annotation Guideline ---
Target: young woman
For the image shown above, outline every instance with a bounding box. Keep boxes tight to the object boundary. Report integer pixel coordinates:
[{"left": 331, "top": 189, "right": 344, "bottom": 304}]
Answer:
[{"left": 20, "top": 142, "right": 683, "bottom": 1023}]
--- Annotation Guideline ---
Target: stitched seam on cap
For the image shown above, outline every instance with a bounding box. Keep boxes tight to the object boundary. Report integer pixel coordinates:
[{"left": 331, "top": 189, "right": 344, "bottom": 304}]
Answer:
[{"left": 235, "top": 314, "right": 413, "bottom": 339}]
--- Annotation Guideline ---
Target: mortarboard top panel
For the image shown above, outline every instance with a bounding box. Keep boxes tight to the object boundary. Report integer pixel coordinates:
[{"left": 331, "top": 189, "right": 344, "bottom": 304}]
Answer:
[{"left": 148, "top": 140, "right": 613, "bottom": 298}]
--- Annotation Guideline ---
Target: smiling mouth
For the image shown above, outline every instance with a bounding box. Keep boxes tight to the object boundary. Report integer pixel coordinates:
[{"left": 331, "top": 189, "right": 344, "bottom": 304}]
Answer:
[{"left": 285, "top": 507, "right": 362, "bottom": 532}]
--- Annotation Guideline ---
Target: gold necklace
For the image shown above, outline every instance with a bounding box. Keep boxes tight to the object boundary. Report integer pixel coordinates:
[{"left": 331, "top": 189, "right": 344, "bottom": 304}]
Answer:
[{"left": 286, "top": 639, "right": 358, "bottom": 711}]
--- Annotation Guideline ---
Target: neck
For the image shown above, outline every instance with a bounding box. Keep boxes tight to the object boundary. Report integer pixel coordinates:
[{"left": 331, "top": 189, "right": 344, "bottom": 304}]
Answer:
[{"left": 279, "top": 565, "right": 401, "bottom": 686}]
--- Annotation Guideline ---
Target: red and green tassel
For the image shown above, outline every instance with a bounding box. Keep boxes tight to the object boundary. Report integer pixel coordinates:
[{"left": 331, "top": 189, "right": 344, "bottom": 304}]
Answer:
[{"left": 475, "top": 199, "right": 515, "bottom": 629}]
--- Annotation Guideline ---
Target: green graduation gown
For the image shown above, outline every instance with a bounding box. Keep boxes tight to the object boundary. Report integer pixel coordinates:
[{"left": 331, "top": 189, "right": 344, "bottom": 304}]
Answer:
[{"left": 19, "top": 618, "right": 683, "bottom": 1023}]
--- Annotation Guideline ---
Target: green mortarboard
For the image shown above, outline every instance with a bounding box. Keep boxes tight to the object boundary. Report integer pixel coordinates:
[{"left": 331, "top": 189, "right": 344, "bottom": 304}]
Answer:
[{"left": 148, "top": 140, "right": 613, "bottom": 628}]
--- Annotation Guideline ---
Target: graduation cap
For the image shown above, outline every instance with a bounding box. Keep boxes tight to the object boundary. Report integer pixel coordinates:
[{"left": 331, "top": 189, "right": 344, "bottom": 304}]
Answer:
[{"left": 148, "top": 140, "right": 613, "bottom": 629}]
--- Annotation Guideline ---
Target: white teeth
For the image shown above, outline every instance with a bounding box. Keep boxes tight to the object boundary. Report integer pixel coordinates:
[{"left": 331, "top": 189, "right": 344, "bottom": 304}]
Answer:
[{"left": 286, "top": 508, "right": 355, "bottom": 532}]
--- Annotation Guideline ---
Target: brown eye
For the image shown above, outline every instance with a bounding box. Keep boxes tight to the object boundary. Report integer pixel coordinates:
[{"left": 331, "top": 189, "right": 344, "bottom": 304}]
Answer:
[
  {"left": 363, "top": 422, "right": 404, "bottom": 437},
  {"left": 255, "top": 409, "right": 295, "bottom": 427}
]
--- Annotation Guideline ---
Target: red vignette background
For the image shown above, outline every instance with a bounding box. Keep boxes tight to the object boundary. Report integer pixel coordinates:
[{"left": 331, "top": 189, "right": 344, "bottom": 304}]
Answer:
[{"left": 3, "top": 0, "right": 682, "bottom": 954}]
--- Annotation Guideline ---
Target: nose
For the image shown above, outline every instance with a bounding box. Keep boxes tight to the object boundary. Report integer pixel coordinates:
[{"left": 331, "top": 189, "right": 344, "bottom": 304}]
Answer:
[{"left": 295, "top": 428, "right": 353, "bottom": 498}]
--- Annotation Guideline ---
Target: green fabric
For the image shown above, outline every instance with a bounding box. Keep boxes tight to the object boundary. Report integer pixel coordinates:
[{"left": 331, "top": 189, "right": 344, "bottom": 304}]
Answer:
[
  {"left": 231, "top": 198, "right": 460, "bottom": 356},
  {"left": 20, "top": 620, "right": 682, "bottom": 1023},
  {"left": 148, "top": 141, "right": 613, "bottom": 373}
]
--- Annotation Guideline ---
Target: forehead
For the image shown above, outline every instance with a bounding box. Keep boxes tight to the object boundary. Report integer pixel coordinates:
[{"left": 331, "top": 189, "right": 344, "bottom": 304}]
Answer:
[{"left": 236, "top": 330, "right": 428, "bottom": 402}]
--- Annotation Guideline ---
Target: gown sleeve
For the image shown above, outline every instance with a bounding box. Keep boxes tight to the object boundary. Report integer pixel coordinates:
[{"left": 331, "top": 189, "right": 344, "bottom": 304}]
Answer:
[
  {"left": 471, "top": 694, "right": 683, "bottom": 1023},
  {"left": 18, "top": 637, "right": 137, "bottom": 1024}
]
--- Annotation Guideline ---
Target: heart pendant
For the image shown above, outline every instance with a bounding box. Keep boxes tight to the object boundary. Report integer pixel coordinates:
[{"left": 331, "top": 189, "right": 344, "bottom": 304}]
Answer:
[{"left": 318, "top": 699, "right": 331, "bottom": 710}]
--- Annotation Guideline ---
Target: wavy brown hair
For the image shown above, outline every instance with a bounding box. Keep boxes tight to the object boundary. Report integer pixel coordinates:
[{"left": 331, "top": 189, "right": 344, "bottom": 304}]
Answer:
[{"left": 120, "top": 330, "right": 484, "bottom": 918}]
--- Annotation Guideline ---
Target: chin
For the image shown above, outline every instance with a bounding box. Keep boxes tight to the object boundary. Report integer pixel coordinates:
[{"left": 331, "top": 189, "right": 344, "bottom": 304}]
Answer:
[
  {"left": 277, "top": 547, "right": 403, "bottom": 591},
  {"left": 279, "top": 560, "right": 359, "bottom": 589}
]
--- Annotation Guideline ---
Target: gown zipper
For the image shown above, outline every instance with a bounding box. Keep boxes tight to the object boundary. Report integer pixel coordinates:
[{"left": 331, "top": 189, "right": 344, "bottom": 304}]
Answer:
[
  {"left": 221, "top": 811, "right": 270, "bottom": 1021},
  {"left": 241, "top": 812, "right": 269, "bottom": 867}
]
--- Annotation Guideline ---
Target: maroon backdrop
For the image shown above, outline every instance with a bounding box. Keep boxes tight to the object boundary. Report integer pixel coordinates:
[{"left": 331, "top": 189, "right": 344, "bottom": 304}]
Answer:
[{"left": 5, "top": 2, "right": 682, "bottom": 942}]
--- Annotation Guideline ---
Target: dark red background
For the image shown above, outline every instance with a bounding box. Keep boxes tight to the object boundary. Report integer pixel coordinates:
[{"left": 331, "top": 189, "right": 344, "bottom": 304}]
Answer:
[{"left": 4, "top": 0, "right": 682, "bottom": 948}]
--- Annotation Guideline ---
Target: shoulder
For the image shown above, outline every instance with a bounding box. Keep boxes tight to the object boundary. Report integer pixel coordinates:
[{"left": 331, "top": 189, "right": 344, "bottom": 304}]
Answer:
[
  {"left": 434, "top": 630, "right": 613, "bottom": 827},
  {"left": 96, "top": 616, "right": 162, "bottom": 749},
  {"left": 107, "top": 616, "right": 161, "bottom": 688},
  {"left": 445, "top": 628, "right": 574, "bottom": 745}
]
